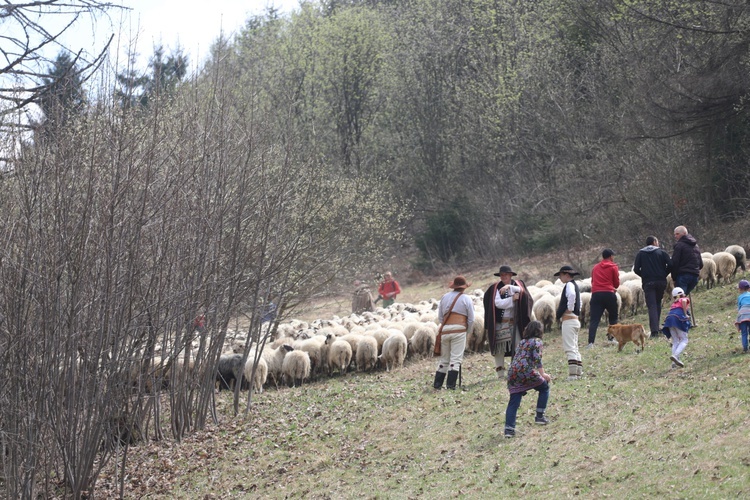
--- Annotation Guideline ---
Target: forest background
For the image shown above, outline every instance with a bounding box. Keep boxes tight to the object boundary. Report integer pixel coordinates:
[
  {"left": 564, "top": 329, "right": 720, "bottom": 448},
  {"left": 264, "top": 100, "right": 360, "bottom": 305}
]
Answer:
[{"left": 2, "top": 0, "right": 750, "bottom": 497}]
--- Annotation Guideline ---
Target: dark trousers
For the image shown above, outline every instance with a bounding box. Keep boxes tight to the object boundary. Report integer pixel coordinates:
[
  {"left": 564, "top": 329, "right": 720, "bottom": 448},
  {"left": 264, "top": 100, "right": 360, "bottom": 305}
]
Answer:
[
  {"left": 588, "top": 291, "right": 619, "bottom": 344},
  {"left": 674, "top": 274, "right": 699, "bottom": 297},
  {"left": 643, "top": 281, "right": 667, "bottom": 334},
  {"left": 504, "top": 381, "right": 549, "bottom": 431}
]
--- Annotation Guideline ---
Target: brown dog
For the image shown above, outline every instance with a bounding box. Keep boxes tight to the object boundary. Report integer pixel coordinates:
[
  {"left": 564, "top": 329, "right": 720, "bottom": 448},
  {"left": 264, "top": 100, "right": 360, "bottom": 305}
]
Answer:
[{"left": 607, "top": 323, "right": 647, "bottom": 352}]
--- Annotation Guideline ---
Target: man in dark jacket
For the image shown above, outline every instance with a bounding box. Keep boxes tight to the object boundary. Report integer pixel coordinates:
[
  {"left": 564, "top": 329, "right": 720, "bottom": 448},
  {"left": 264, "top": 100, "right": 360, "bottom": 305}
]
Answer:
[
  {"left": 634, "top": 236, "right": 672, "bottom": 338},
  {"left": 671, "top": 226, "right": 703, "bottom": 296}
]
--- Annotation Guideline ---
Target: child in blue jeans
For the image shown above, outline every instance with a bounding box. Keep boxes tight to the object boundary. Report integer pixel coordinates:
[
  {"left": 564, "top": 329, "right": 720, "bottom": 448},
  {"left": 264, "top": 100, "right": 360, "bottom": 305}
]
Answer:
[
  {"left": 504, "top": 320, "right": 551, "bottom": 438},
  {"left": 735, "top": 279, "right": 750, "bottom": 353}
]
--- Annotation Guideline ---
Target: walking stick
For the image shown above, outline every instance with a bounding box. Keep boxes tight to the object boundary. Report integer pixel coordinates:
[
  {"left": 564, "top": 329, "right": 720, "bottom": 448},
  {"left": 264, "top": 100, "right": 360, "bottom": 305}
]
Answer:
[
  {"left": 458, "top": 364, "right": 462, "bottom": 389},
  {"left": 689, "top": 293, "right": 697, "bottom": 327}
]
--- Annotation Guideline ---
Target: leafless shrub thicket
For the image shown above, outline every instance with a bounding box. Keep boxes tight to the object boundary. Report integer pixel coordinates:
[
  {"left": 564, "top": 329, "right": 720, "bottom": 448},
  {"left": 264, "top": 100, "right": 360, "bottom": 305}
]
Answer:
[{"left": 0, "top": 39, "right": 392, "bottom": 497}]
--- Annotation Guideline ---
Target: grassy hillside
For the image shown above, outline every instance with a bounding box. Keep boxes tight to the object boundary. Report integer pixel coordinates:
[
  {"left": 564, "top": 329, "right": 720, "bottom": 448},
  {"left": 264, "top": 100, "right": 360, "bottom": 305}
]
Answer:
[{"left": 93, "top": 271, "right": 750, "bottom": 498}]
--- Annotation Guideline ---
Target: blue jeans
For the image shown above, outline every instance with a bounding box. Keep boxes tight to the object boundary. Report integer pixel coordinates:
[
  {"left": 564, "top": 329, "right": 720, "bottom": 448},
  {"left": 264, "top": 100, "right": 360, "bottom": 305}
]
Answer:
[
  {"left": 741, "top": 322, "right": 749, "bottom": 351},
  {"left": 504, "top": 381, "right": 549, "bottom": 431},
  {"left": 674, "top": 274, "right": 699, "bottom": 296},
  {"left": 643, "top": 281, "right": 667, "bottom": 334}
]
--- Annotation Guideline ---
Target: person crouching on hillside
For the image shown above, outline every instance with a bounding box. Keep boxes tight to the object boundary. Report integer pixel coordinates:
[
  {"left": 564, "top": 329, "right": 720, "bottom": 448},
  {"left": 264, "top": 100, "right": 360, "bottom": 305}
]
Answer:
[
  {"left": 483, "top": 265, "right": 533, "bottom": 379},
  {"left": 504, "top": 320, "right": 552, "bottom": 439}
]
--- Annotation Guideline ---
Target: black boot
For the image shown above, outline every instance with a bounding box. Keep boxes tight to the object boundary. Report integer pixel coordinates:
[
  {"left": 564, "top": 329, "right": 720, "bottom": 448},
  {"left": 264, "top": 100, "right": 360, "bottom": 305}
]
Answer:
[
  {"left": 446, "top": 370, "right": 459, "bottom": 390},
  {"left": 433, "top": 371, "right": 446, "bottom": 390}
]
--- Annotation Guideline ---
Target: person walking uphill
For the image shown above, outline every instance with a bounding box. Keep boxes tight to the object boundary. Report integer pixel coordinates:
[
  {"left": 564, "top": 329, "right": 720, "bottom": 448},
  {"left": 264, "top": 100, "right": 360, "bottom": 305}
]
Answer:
[
  {"left": 433, "top": 276, "right": 475, "bottom": 390},
  {"left": 671, "top": 226, "right": 703, "bottom": 297},
  {"left": 378, "top": 272, "right": 401, "bottom": 308},
  {"left": 662, "top": 287, "right": 691, "bottom": 368},
  {"left": 634, "top": 236, "right": 672, "bottom": 339},
  {"left": 483, "top": 265, "right": 534, "bottom": 379},
  {"left": 504, "top": 321, "right": 552, "bottom": 439},
  {"left": 587, "top": 249, "right": 620, "bottom": 347},
  {"left": 734, "top": 279, "right": 750, "bottom": 353},
  {"left": 554, "top": 266, "right": 583, "bottom": 380}
]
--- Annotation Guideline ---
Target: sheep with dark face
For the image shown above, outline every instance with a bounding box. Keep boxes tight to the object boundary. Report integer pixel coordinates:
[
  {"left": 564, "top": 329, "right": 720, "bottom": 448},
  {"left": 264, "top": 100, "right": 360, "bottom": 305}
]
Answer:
[
  {"left": 216, "top": 354, "right": 245, "bottom": 391},
  {"left": 725, "top": 245, "right": 747, "bottom": 275}
]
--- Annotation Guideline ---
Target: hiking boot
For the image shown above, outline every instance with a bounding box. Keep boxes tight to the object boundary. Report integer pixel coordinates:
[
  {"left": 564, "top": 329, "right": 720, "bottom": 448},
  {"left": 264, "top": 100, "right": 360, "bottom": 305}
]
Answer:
[
  {"left": 566, "top": 375, "right": 580, "bottom": 381},
  {"left": 586, "top": 343, "right": 594, "bottom": 349},
  {"left": 496, "top": 367, "right": 506, "bottom": 379},
  {"left": 650, "top": 332, "right": 660, "bottom": 339},
  {"left": 504, "top": 429, "right": 515, "bottom": 439},
  {"left": 670, "top": 355, "right": 684, "bottom": 368},
  {"left": 534, "top": 414, "right": 549, "bottom": 425}
]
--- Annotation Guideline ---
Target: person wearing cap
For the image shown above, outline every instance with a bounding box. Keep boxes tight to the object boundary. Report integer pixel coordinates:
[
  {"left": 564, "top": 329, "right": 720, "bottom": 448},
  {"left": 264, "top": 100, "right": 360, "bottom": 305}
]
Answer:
[
  {"left": 671, "top": 225, "right": 703, "bottom": 296},
  {"left": 433, "top": 276, "right": 475, "bottom": 390},
  {"left": 378, "top": 272, "right": 402, "bottom": 308},
  {"left": 587, "top": 248, "right": 620, "bottom": 348},
  {"left": 662, "top": 287, "right": 691, "bottom": 368},
  {"left": 554, "top": 265, "right": 583, "bottom": 380},
  {"left": 483, "top": 265, "right": 534, "bottom": 378},
  {"left": 734, "top": 279, "right": 750, "bottom": 353},
  {"left": 633, "top": 236, "right": 673, "bottom": 338}
]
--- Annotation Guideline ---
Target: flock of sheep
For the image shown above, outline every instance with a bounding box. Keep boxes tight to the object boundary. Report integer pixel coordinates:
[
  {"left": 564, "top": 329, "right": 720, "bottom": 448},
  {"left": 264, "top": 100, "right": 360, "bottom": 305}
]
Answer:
[{"left": 212, "top": 244, "right": 747, "bottom": 393}]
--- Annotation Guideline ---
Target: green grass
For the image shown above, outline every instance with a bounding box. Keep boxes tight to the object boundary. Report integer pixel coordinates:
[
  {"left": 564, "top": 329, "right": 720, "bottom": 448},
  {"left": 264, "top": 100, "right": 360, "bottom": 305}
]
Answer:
[{"left": 93, "top": 280, "right": 750, "bottom": 498}]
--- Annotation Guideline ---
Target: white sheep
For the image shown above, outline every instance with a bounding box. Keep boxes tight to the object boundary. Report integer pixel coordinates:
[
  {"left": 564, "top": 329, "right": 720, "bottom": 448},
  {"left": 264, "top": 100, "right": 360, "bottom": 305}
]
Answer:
[
  {"left": 466, "top": 316, "right": 486, "bottom": 352},
  {"left": 328, "top": 339, "right": 353, "bottom": 376},
  {"left": 282, "top": 350, "right": 311, "bottom": 387},
  {"left": 379, "top": 332, "right": 407, "bottom": 371},
  {"left": 622, "top": 279, "right": 643, "bottom": 316},
  {"left": 616, "top": 284, "right": 633, "bottom": 318},
  {"left": 262, "top": 343, "right": 294, "bottom": 388},
  {"left": 532, "top": 294, "right": 555, "bottom": 332},
  {"left": 712, "top": 251, "right": 737, "bottom": 285},
  {"left": 579, "top": 292, "right": 591, "bottom": 327},
  {"left": 535, "top": 279, "right": 553, "bottom": 288},
  {"left": 725, "top": 245, "right": 747, "bottom": 276},
  {"left": 410, "top": 325, "right": 436, "bottom": 358},
  {"left": 294, "top": 337, "right": 325, "bottom": 379},
  {"left": 243, "top": 354, "right": 268, "bottom": 394},
  {"left": 355, "top": 335, "right": 378, "bottom": 372},
  {"left": 699, "top": 257, "right": 717, "bottom": 289},
  {"left": 619, "top": 271, "right": 640, "bottom": 283}
]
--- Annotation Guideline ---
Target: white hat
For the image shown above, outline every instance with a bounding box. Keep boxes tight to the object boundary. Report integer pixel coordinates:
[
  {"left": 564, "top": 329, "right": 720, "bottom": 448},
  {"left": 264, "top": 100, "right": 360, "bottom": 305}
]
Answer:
[{"left": 672, "top": 287, "right": 685, "bottom": 298}]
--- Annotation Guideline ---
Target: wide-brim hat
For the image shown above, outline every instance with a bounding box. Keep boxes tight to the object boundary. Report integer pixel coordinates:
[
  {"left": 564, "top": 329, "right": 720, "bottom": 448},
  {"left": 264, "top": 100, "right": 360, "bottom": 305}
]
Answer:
[
  {"left": 448, "top": 275, "right": 471, "bottom": 290},
  {"left": 494, "top": 265, "right": 517, "bottom": 277},
  {"left": 554, "top": 265, "right": 580, "bottom": 277}
]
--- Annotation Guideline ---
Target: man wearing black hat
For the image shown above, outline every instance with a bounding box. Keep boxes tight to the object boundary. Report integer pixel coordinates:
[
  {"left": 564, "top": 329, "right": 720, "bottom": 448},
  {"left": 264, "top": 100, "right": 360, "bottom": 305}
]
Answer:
[
  {"left": 587, "top": 249, "right": 620, "bottom": 347},
  {"left": 633, "top": 236, "right": 672, "bottom": 338},
  {"left": 483, "top": 265, "right": 534, "bottom": 378},
  {"left": 555, "top": 265, "right": 583, "bottom": 380}
]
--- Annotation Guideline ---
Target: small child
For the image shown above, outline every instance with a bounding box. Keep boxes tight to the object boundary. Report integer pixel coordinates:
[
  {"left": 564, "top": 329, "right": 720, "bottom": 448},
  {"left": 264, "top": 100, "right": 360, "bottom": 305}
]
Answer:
[
  {"left": 734, "top": 279, "right": 750, "bottom": 353},
  {"left": 504, "top": 320, "right": 552, "bottom": 439},
  {"left": 661, "top": 287, "right": 691, "bottom": 368}
]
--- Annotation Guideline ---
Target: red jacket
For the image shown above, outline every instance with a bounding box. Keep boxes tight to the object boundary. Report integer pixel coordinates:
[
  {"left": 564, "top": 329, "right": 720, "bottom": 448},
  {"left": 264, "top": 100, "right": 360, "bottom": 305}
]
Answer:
[
  {"left": 591, "top": 259, "right": 620, "bottom": 293},
  {"left": 378, "top": 279, "right": 401, "bottom": 299}
]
